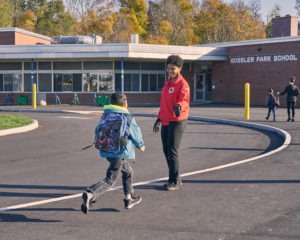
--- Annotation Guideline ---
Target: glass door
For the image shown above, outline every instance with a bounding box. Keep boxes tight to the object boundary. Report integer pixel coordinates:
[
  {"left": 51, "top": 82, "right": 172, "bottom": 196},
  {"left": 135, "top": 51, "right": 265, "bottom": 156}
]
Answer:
[{"left": 195, "top": 73, "right": 206, "bottom": 101}]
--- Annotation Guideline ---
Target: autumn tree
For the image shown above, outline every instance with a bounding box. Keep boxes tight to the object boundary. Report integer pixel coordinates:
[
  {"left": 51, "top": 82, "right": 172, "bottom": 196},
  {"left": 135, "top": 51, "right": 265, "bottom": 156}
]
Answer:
[
  {"left": 117, "top": 0, "right": 148, "bottom": 41},
  {"left": 147, "top": 0, "right": 199, "bottom": 45},
  {"left": 33, "top": 0, "right": 76, "bottom": 36},
  {"left": 230, "top": 0, "right": 265, "bottom": 40},
  {"left": 0, "top": 0, "right": 13, "bottom": 27},
  {"left": 194, "top": 0, "right": 265, "bottom": 43},
  {"left": 76, "top": 7, "right": 115, "bottom": 41}
]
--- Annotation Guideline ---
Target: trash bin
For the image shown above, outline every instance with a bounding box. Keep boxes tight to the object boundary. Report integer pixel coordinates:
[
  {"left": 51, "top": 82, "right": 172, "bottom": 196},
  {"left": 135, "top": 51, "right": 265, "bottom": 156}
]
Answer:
[
  {"left": 17, "top": 95, "right": 28, "bottom": 105},
  {"left": 96, "top": 96, "right": 109, "bottom": 106}
]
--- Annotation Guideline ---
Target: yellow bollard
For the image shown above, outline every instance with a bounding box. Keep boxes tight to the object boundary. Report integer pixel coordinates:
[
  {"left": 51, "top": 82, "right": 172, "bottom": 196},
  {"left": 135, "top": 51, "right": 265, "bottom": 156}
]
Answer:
[
  {"left": 32, "top": 83, "right": 37, "bottom": 109},
  {"left": 244, "top": 83, "right": 250, "bottom": 120}
]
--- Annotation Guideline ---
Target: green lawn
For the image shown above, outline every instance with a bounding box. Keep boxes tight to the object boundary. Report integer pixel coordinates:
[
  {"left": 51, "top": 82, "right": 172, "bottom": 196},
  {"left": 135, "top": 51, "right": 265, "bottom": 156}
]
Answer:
[{"left": 0, "top": 114, "right": 34, "bottom": 130}]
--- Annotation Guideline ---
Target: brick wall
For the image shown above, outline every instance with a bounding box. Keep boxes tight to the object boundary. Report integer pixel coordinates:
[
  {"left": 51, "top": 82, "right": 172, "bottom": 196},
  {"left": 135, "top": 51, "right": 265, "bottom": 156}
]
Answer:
[
  {"left": 212, "top": 41, "right": 300, "bottom": 107},
  {"left": 0, "top": 32, "right": 15, "bottom": 45}
]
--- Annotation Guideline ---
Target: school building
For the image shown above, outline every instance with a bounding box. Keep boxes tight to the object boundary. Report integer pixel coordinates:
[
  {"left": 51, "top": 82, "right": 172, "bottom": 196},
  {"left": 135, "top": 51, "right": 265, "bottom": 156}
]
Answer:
[{"left": 0, "top": 15, "right": 299, "bottom": 106}]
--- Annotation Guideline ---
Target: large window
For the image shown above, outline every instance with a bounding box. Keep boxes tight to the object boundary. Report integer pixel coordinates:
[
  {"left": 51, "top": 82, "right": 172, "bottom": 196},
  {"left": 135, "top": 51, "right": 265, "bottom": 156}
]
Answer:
[
  {"left": 83, "top": 73, "right": 113, "bottom": 92},
  {"left": 54, "top": 73, "right": 79, "bottom": 92},
  {"left": 141, "top": 73, "right": 165, "bottom": 92},
  {"left": 99, "top": 73, "right": 113, "bottom": 92},
  {"left": 83, "top": 73, "right": 98, "bottom": 92},
  {"left": 24, "top": 73, "right": 37, "bottom": 91},
  {"left": 38, "top": 74, "right": 52, "bottom": 92},
  {"left": 115, "top": 73, "right": 140, "bottom": 92},
  {"left": 0, "top": 74, "right": 3, "bottom": 91},
  {"left": 3, "top": 74, "right": 22, "bottom": 91},
  {"left": 0, "top": 62, "right": 22, "bottom": 70}
]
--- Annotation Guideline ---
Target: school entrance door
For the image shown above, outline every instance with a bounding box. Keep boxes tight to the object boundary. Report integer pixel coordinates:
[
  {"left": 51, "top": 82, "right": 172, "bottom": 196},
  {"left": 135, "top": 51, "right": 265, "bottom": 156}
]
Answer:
[
  {"left": 194, "top": 73, "right": 212, "bottom": 102},
  {"left": 195, "top": 73, "right": 205, "bottom": 101}
]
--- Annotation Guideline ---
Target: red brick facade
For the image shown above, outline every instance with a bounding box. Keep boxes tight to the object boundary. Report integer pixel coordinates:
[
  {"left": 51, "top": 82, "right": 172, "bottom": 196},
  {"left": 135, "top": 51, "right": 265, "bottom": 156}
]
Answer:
[{"left": 212, "top": 41, "right": 300, "bottom": 107}]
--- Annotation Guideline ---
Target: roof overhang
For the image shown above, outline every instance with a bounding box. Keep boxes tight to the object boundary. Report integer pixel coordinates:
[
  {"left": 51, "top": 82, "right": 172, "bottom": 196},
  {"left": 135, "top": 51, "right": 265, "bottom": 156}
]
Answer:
[{"left": 0, "top": 43, "right": 227, "bottom": 61}]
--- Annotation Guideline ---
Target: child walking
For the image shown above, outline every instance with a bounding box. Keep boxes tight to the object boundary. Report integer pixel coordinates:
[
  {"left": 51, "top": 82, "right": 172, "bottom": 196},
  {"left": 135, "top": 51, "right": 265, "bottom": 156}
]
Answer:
[
  {"left": 265, "top": 88, "right": 277, "bottom": 121},
  {"left": 81, "top": 93, "right": 145, "bottom": 214}
]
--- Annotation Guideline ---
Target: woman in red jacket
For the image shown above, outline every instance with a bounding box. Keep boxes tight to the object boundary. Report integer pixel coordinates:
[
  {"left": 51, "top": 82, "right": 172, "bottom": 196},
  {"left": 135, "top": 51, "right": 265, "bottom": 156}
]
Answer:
[{"left": 153, "top": 55, "right": 190, "bottom": 191}]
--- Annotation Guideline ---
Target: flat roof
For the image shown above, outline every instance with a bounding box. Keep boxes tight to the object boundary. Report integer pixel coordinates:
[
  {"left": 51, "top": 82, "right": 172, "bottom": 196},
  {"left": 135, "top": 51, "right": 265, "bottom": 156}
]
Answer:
[
  {"left": 199, "top": 35, "right": 300, "bottom": 47},
  {"left": 0, "top": 43, "right": 227, "bottom": 61}
]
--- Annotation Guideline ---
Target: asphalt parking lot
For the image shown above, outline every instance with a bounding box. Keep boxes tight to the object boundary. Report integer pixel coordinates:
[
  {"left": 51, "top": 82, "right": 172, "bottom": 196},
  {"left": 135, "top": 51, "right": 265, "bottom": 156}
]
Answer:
[{"left": 0, "top": 104, "right": 299, "bottom": 240}]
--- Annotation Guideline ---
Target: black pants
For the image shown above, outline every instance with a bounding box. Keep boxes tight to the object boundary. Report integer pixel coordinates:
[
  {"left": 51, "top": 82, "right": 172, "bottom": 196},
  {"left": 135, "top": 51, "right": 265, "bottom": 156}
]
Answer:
[
  {"left": 161, "top": 120, "right": 187, "bottom": 184},
  {"left": 287, "top": 100, "right": 296, "bottom": 119}
]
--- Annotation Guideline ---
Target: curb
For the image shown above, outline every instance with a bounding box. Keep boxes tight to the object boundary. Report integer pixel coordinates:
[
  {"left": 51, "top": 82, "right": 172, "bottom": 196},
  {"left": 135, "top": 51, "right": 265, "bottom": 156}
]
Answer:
[{"left": 0, "top": 120, "right": 39, "bottom": 137}]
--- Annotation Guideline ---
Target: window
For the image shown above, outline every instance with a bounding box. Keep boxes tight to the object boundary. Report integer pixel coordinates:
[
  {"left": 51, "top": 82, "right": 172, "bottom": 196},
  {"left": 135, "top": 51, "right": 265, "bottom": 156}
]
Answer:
[
  {"left": 115, "top": 73, "right": 140, "bottom": 92},
  {"left": 24, "top": 62, "right": 37, "bottom": 71},
  {"left": 73, "top": 74, "right": 82, "bottom": 92},
  {"left": 158, "top": 74, "right": 165, "bottom": 90},
  {"left": 115, "top": 73, "right": 121, "bottom": 92},
  {"left": 83, "top": 61, "right": 113, "bottom": 70},
  {"left": 3, "top": 74, "right": 22, "bottom": 91},
  {"left": 132, "top": 74, "right": 139, "bottom": 91},
  {"left": 62, "top": 74, "right": 73, "bottom": 91},
  {"left": 0, "top": 62, "right": 22, "bottom": 70},
  {"left": 115, "top": 61, "right": 140, "bottom": 70},
  {"left": 38, "top": 62, "right": 52, "bottom": 70},
  {"left": 141, "top": 62, "right": 165, "bottom": 70},
  {"left": 99, "top": 73, "right": 113, "bottom": 92},
  {"left": 83, "top": 73, "right": 98, "bottom": 92},
  {"left": 38, "top": 74, "right": 52, "bottom": 92},
  {"left": 141, "top": 74, "right": 149, "bottom": 92},
  {"left": 53, "top": 62, "right": 82, "bottom": 70},
  {"left": 54, "top": 74, "right": 63, "bottom": 92},
  {"left": 0, "top": 74, "right": 3, "bottom": 91},
  {"left": 141, "top": 73, "right": 165, "bottom": 92},
  {"left": 124, "top": 74, "right": 131, "bottom": 91},
  {"left": 54, "top": 73, "right": 81, "bottom": 92},
  {"left": 24, "top": 73, "right": 37, "bottom": 92},
  {"left": 150, "top": 74, "right": 157, "bottom": 91}
]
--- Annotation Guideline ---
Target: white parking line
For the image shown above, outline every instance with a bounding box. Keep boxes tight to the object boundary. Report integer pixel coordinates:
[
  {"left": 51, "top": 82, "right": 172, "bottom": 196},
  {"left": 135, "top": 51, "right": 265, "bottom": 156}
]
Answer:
[
  {"left": 0, "top": 121, "right": 291, "bottom": 212},
  {"left": 59, "top": 116, "right": 92, "bottom": 120}
]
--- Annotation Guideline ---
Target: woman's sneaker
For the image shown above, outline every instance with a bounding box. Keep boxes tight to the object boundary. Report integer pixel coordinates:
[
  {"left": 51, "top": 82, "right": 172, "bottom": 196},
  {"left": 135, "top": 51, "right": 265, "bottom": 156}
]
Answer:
[
  {"left": 124, "top": 195, "right": 142, "bottom": 209},
  {"left": 81, "top": 192, "right": 93, "bottom": 214}
]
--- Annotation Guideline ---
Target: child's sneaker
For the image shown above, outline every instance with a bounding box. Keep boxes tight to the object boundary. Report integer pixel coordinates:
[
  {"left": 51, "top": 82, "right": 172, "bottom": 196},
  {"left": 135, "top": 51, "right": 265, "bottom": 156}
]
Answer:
[
  {"left": 166, "top": 183, "right": 180, "bottom": 191},
  {"left": 124, "top": 195, "right": 142, "bottom": 209},
  {"left": 81, "top": 192, "right": 93, "bottom": 214}
]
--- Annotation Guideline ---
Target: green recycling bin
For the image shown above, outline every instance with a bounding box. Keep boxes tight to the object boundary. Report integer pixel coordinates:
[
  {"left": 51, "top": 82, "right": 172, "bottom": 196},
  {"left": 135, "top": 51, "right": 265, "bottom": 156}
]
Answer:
[
  {"left": 17, "top": 95, "right": 28, "bottom": 105},
  {"left": 96, "top": 96, "right": 109, "bottom": 106}
]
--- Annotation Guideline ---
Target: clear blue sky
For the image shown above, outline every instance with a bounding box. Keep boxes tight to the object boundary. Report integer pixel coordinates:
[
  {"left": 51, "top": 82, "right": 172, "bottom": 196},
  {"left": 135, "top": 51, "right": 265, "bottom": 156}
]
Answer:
[{"left": 222, "top": 0, "right": 297, "bottom": 22}]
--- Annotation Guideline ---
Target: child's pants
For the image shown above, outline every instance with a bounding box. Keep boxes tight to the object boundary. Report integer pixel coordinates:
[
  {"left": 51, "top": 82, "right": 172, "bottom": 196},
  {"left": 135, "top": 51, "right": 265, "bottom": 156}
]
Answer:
[
  {"left": 267, "top": 106, "right": 276, "bottom": 120},
  {"left": 86, "top": 157, "right": 133, "bottom": 201}
]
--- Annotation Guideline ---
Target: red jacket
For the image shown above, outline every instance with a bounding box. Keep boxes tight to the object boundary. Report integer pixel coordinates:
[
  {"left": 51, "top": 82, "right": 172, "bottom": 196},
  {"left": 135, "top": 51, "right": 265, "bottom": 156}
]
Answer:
[{"left": 158, "top": 74, "right": 190, "bottom": 125}]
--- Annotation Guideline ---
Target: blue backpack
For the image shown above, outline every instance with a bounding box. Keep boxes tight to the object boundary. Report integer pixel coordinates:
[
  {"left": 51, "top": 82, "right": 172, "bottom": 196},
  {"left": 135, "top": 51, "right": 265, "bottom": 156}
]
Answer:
[{"left": 95, "top": 112, "right": 130, "bottom": 154}]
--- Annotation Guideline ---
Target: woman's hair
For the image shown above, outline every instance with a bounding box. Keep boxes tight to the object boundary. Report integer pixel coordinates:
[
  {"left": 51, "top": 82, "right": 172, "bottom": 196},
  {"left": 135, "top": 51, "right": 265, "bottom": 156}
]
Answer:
[
  {"left": 166, "top": 55, "right": 184, "bottom": 68},
  {"left": 110, "top": 93, "right": 127, "bottom": 107},
  {"left": 290, "top": 76, "right": 296, "bottom": 83},
  {"left": 269, "top": 88, "right": 273, "bottom": 93}
]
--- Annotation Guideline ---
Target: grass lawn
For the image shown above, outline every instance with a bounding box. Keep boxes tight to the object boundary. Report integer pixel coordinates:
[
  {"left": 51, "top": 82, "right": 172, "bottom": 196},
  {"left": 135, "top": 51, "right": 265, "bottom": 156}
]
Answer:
[{"left": 0, "top": 114, "right": 34, "bottom": 130}]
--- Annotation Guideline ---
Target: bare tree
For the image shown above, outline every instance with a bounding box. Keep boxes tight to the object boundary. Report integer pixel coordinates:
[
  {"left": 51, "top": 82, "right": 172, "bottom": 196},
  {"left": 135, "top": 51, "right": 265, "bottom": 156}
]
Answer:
[
  {"left": 64, "top": 0, "right": 119, "bottom": 18},
  {"left": 248, "top": 0, "right": 261, "bottom": 20},
  {"left": 295, "top": 0, "right": 300, "bottom": 17}
]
